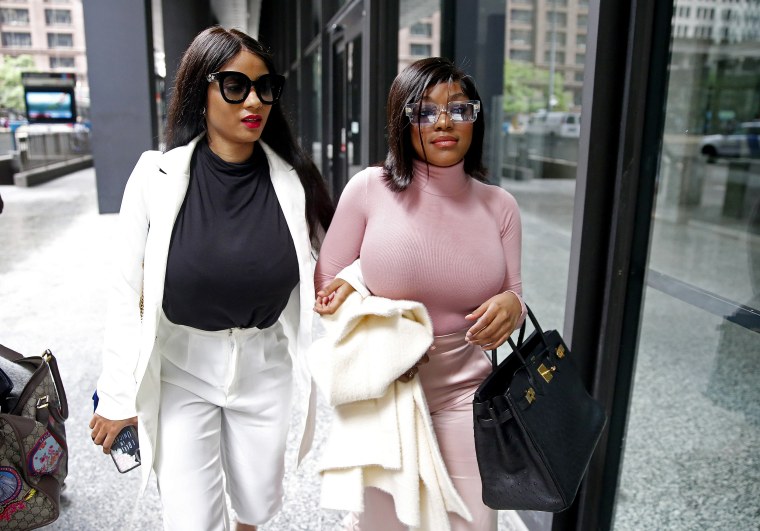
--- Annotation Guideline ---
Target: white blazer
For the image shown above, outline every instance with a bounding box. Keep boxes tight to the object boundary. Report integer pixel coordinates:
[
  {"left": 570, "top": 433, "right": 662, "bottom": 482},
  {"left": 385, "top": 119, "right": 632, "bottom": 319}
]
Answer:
[{"left": 95, "top": 134, "right": 318, "bottom": 487}]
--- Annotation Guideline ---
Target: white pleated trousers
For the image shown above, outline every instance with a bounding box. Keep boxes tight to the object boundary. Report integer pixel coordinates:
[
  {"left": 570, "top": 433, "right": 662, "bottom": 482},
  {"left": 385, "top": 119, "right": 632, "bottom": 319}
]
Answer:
[{"left": 154, "top": 312, "right": 293, "bottom": 530}]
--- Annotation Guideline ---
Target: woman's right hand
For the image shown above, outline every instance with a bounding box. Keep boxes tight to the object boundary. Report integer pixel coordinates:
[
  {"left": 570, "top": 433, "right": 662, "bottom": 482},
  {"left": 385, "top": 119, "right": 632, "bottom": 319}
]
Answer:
[
  {"left": 314, "top": 278, "right": 356, "bottom": 315},
  {"left": 89, "top": 414, "right": 138, "bottom": 454}
]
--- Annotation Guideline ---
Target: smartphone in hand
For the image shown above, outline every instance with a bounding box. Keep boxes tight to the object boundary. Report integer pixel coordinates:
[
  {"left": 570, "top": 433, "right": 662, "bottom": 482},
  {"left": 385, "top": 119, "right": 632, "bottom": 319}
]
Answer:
[{"left": 111, "top": 425, "right": 141, "bottom": 473}]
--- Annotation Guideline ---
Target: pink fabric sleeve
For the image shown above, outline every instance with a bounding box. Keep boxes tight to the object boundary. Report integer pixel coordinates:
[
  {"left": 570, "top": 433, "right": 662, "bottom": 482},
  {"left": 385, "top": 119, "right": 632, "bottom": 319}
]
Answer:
[
  {"left": 499, "top": 192, "right": 527, "bottom": 324},
  {"left": 314, "top": 170, "right": 369, "bottom": 293}
]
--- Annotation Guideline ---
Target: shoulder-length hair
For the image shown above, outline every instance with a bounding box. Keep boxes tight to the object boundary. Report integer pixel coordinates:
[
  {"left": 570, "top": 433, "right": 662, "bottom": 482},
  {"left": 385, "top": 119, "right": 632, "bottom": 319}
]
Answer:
[
  {"left": 383, "top": 57, "right": 487, "bottom": 192},
  {"left": 164, "top": 26, "right": 333, "bottom": 246}
]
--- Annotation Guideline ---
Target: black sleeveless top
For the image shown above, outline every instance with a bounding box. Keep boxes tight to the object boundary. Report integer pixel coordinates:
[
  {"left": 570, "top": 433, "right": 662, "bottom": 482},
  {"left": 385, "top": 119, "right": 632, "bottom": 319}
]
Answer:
[{"left": 162, "top": 140, "right": 299, "bottom": 331}]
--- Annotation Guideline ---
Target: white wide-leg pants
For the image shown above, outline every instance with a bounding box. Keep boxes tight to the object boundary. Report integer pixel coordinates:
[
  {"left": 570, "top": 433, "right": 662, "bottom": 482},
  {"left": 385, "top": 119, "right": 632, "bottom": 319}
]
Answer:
[{"left": 154, "top": 312, "right": 293, "bottom": 531}]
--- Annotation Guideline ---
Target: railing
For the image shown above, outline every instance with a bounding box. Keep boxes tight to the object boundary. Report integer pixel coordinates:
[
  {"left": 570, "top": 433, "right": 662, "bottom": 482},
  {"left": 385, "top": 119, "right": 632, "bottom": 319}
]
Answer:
[
  {"left": 15, "top": 128, "right": 92, "bottom": 172},
  {"left": 0, "top": 131, "right": 13, "bottom": 154}
]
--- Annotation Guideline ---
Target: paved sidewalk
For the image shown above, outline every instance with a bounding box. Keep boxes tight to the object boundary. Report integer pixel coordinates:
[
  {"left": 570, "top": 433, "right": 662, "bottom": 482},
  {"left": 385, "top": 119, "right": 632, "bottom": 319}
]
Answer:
[{"left": 1, "top": 169, "right": 547, "bottom": 530}]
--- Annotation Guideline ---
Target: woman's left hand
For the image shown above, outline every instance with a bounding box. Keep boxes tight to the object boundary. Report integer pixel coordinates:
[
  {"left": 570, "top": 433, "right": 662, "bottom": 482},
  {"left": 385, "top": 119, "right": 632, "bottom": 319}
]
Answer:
[
  {"left": 314, "top": 278, "right": 356, "bottom": 315},
  {"left": 464, "top": 291, "right": 522, "bottom": 349}
]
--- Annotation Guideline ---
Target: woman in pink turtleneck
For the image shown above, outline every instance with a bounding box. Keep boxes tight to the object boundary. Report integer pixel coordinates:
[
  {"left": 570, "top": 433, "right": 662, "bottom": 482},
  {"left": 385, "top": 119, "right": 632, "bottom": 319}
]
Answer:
[{"left": 314, "top": 57, "right": 525, "bottom": 531}]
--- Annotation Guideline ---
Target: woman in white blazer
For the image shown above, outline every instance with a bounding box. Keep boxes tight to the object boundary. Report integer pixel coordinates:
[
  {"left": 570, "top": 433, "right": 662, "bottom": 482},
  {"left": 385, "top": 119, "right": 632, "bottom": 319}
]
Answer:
[{"left": 88, "top": 26, "right": 333, "bottom": 530}]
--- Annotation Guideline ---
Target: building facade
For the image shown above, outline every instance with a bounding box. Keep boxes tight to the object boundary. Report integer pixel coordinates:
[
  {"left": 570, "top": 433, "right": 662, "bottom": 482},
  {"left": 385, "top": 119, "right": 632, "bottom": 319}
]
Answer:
[
  {"left": 505, "top": 0, "right": 589, "bottom": 107},
  {"left": 0, "top": 0, "right": 88, "bottom": 111}
]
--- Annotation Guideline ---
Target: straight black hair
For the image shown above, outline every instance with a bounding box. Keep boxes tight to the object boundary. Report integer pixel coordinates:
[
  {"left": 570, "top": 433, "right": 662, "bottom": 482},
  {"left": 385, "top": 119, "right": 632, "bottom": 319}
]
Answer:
[
  {"left": 164, "top": 26, "right": 333, "bottom": 246},
  {"left": 383, "top": 57, "right": 487, "bottom": 192}
]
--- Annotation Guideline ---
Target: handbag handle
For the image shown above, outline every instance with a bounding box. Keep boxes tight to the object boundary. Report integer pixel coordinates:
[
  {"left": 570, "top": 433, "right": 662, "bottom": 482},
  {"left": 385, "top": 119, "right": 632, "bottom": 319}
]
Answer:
[
  {"left": 488, "top": 318, "right": 525, "bottom": 371},
  {"left": 489, "top": 304, "right": 550, "bottom": 372},
  {"left": 506, "top": 305, "right": 548, "bottom": 350},
  {"left": 44, "top": 350, "right": 69, "bottom": 420}
]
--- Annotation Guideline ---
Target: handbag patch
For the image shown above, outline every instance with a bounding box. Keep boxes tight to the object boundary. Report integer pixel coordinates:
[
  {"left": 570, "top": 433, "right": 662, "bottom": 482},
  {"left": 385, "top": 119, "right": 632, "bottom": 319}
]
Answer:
[
  {"left": 0, "top": 467, "right": 22, "bottom": 506},
  {"left": 28, "top": 431, "right": 64, "bottom": 476}
]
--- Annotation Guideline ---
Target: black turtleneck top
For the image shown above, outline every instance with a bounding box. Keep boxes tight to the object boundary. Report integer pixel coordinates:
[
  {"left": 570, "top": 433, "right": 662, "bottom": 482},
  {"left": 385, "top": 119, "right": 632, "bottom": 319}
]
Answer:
[{"left": 162, "top": 140, "right": 299, "bottom": 331}]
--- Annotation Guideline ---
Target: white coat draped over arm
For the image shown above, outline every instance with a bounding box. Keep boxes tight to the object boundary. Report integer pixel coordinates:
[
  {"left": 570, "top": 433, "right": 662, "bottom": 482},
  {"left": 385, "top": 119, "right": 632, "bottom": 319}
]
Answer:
[{"left": 307, "top": 292, "right": 472, "bottom": 530}]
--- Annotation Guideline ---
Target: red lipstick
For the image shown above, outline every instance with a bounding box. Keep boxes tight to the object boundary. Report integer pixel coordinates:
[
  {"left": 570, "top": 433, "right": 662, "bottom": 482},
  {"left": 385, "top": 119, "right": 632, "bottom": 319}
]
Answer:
[{"left": 242, "top": 115, "right": 262, "bottom": 129}]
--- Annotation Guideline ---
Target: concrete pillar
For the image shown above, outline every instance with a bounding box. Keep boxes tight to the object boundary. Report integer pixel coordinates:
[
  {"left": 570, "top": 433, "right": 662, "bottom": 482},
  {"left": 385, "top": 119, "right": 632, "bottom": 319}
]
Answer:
[{"left": 83, "top": 0, "right": 157, "bottom": 214}]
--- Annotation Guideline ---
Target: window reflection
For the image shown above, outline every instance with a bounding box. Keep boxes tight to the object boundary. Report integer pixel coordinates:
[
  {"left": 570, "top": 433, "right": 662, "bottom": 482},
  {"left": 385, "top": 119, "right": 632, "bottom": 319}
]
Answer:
[
  {"left": 615, "top": 0, "right": 760, "bottom": 528},
  {"left": 398, "top": 0, "right": 441, "bottom": 73}
]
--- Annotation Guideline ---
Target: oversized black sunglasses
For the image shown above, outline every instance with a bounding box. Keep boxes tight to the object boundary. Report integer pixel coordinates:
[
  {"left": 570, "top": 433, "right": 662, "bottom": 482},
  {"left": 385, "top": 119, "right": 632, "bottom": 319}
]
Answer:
[{"left": 206, "top": 71, "right": 285, "bottom": 105}]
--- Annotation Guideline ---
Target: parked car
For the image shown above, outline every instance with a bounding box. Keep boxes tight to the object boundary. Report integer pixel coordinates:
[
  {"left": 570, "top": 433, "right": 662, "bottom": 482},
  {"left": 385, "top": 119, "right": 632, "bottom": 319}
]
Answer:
[
  {"left": 526, "top": 111, "right": 581, "bottom": 138},
  {"left": 700, "top": 121, "right": 760, "bottom": 160}
]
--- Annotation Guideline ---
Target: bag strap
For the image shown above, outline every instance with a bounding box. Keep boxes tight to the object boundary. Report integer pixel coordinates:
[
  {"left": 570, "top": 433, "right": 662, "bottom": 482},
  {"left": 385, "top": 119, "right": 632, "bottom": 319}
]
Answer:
[
  {"left": 0, "top": 343, "right": 24, "bottom": 362},
  {"left": 43, "top": 350, "right": 69, "bottom": 420}
]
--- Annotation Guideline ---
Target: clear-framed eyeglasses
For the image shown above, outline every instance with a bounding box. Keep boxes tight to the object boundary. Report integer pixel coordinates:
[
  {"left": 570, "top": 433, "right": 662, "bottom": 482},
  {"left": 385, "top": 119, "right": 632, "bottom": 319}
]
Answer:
[
  {"left": 404, "top": 100, "right": 481, "bottom": 126},
  {"left": 206, "top": 71, "right": 285, "bottom": 105}
]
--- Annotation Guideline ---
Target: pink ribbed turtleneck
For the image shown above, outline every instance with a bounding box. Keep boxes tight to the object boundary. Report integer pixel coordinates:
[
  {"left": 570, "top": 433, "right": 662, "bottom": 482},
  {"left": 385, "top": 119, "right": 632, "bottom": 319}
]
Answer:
[{"left": 315, "top": 160, "right": 523, "bottom": 335}]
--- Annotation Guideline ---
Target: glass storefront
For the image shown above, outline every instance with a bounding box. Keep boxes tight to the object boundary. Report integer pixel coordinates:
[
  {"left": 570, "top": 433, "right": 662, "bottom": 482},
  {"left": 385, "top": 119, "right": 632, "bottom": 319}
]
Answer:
[
  {"left": 254, "top": 1, "right": 759, "bottom": 528},
  {"left": 303, "top": 50, "right": 322, "bottom": 170},
  {"left": 614, "top": 1, "right": 760, "bottom": 529},
  {"left": 398, "top": 0, "right": 442, "bottom": 73}
]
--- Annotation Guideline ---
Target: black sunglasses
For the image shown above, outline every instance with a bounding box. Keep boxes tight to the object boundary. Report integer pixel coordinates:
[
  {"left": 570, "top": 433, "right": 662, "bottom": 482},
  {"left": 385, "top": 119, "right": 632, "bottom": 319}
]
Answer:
[{"left": 206, "top": 71, "right": 285, "bottom": 105}]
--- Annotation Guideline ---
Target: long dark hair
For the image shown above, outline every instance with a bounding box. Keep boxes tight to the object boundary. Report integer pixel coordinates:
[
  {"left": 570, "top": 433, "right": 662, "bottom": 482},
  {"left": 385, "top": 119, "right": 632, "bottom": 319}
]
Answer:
[
  {"left": 383, "top": 57, "right": 487, "bottom": 192},
  {"left": 164, "top": 26, "right": 333, "bottom": 246}
]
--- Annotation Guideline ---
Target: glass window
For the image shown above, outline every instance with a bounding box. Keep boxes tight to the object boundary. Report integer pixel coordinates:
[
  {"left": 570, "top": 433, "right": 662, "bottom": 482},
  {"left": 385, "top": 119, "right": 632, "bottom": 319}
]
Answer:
[
  {"left": 303, "top": 50, "right": 322, "bottom": 171},
  {"left": 398, "top": 3, "right": 441, "bottom": 73},
  {"left": 613, "top": 3, "right": 760, "bottom": 530},
  {"left": 49, "top": 56, "right": 75, "bottom": 68},
  {"left": 578, "top": 13, "right": 588, "bottom": 28},
  {"left": 499, "top": 19, "right": 586, "bottom": 513},
  {"left": 410, "top": 43, "right": 432, "bottom": 56},
  {"left": 45, "top": 8, "right": 71, "bottom": 25},
  {"left": 396, "top": 3, "right": 589, "bottom": 526},
  {"left": 547, "top": 11, "right": 567, "bottom": 27},
  {"left": 510, "top": 49, "right": 534, "bottom": 62},
  {"left": 511, "top": 9, "right": 534, "bottom": 25},
  {"left": 544, "top": 50, "right": 565, "bottom": 64},
  {"left": 1, "top": 31, "right": 31, "bottom": 47},
  {"left": 575, "top": 53, "right": 585, "bottom": 65},
  {"left": 511, "top": 29, "right": 533, "bottom": 45},
  {"left": 0, "top": 8, "right": 29, "bottom": 25},
  {"left": 576, "top": 33, "right": 587, "bottom": 46},
  {"left": 546, "top": 31, "right": 566, "bottom": 46},
  {"left": 410, "top": 22, "right": 432, "bottom": 37},
  {"left": 47, "top": 32, "right": 73, "bottom": 48}
]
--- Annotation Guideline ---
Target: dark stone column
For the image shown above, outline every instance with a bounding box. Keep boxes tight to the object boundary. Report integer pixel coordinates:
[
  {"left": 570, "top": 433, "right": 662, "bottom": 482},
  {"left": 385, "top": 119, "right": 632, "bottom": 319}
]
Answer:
[
  {"left": 83, "top": 0, "right": 157, "bottom": 214},
  {"left": 161, "top": 0, "right": 212, "bottom": 98}
]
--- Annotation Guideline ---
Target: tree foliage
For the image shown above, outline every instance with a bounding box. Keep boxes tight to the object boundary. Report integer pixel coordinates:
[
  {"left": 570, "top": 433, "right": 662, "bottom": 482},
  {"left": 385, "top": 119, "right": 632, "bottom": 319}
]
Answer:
[
  {"left": 0, "top": 55, "right": 35, "bottom": 113},
  {"left": 503, "top": 59, "right": 570, "bottom": 114}
]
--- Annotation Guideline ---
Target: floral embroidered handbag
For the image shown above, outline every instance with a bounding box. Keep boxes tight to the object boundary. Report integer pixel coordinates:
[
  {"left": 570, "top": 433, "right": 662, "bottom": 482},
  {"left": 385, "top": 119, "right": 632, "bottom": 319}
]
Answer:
[{"left": 0, "top": 344, "right": 68, "bottom": 529}]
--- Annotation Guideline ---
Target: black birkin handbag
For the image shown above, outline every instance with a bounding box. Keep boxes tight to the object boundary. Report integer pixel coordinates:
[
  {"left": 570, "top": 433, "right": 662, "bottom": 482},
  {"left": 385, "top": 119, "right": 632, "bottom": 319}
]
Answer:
[{"left": 472, "top": 306, "right": 606, "bottom": 512}]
